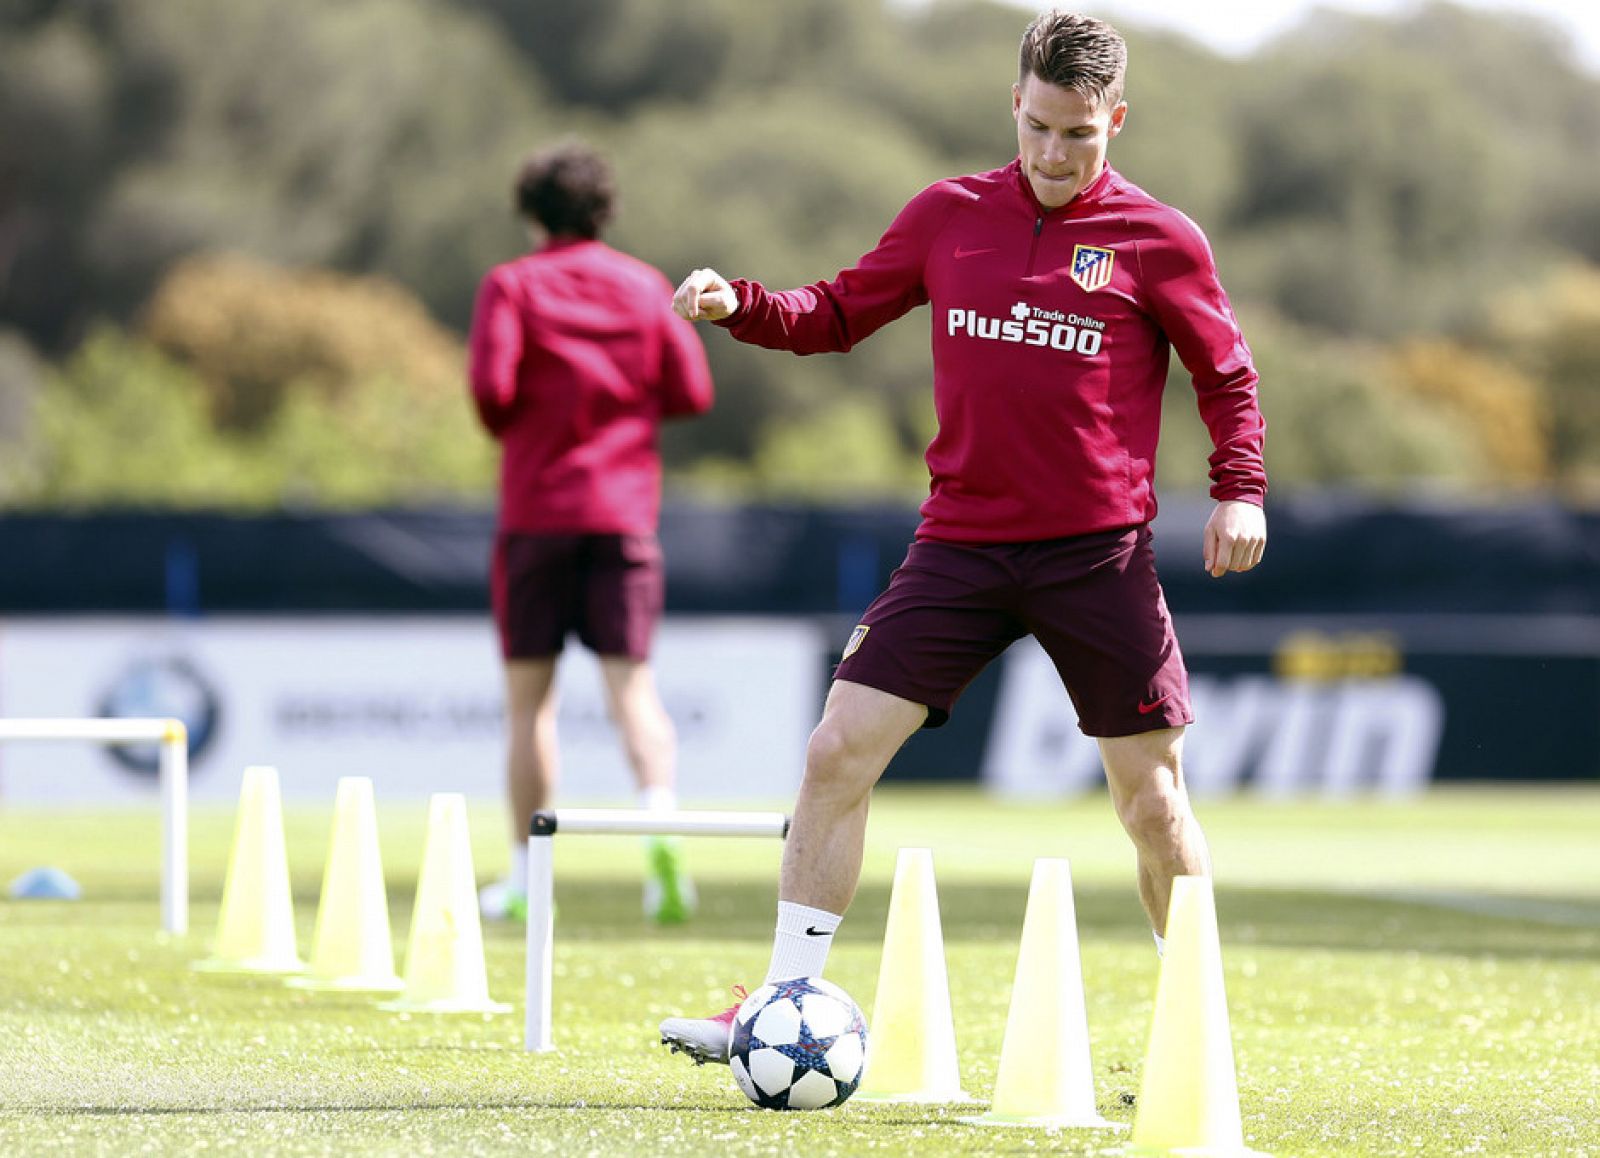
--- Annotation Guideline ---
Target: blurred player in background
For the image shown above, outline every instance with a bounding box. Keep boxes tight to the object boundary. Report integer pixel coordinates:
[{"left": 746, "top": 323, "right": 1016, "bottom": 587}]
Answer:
[
  {"left": 468, "top": 140, "right": 715, "bottom": 924},
  {"left": 660, "top": 9, "right": 1266, "bottom": 1061}
]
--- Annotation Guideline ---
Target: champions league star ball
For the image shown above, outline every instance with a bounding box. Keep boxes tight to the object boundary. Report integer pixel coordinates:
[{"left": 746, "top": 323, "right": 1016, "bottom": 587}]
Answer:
[{"left": 728, "top": 977, "right": 869, "bottom": 1111}]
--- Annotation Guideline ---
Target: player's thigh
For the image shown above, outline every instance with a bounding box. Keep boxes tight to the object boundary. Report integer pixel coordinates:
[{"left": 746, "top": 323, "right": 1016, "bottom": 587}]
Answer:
[
  {"left": 596, "top": 655, "right": 667, "bottom": 725},
  {"left": 809, "top": 679, "right": 930, "bottom": 772},
  {"left": 1098, "top": 726, "right": 1186, "bottom": 813},
  {"left": 504, "top": 658, "right": 558, "bottom": 725},
  {"left": 1023, "top": 527, "right": 1191, "bottom": 737},
  {"left": 578, "top": 533, "right": 663, "bottom": 660}
]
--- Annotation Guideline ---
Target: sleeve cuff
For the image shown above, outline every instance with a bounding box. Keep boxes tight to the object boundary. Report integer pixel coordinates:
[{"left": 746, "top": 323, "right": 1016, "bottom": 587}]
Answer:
[{"left": 712, "top": 279, "right": 750, "bottom": 328}]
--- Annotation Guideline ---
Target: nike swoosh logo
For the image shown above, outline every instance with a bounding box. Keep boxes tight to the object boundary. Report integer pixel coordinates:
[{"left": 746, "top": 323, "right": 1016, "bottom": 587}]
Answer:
[
  {"left": 804, "top": 926, "right": 833, "bottom": 937},
  {"left": 1137, "top": 694, "right": 1173, "bottom": 715},
  {"left": 953, "top": 246, "right": 997, "bottom": 260}
]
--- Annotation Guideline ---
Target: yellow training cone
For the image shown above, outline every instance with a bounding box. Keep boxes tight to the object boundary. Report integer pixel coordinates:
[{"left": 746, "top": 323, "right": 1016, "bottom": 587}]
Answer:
[
  {"left": 1132, "top": 876, "right": 1268, "bottom": 1156},
  {"left": 856, "top": 847, "right": 972, "bottom": 1103},
  {"left": 194, "top": 765, "right": 305, "bottom": 975},
  {"left": 964, "top": 858, "right": 1121, "bottom": 1130},
  {"left": 380, "top": 794, "right": 509, "bottom": 1014},
  {"left": 287, "top": 777, "right": 402, "bottom": 993}
]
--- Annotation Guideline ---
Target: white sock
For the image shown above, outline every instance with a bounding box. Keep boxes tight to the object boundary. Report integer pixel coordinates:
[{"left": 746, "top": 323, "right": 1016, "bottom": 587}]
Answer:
[
  {"left": 1153, "top": 930, "right": 1166, "bottom": 958},
  {"left": 765, "top": 901, "right": 842, "bottom": 984},
  {"left": 510, "top": 839, "right": 528, "bottom": 890},
  {"left": 640, "top": 785, "right": 677, "bottom": 813}
]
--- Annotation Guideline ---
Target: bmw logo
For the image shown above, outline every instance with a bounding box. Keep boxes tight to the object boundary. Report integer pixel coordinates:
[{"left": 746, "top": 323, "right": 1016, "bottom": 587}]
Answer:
[{"left": 96, "top": 654, "right": 221, "bottom": 777}]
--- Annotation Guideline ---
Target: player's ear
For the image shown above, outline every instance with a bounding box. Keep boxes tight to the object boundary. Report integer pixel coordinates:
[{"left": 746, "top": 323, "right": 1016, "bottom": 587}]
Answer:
[{"left": 1107, "top": 100, "right": 1129, "bottom": 138}]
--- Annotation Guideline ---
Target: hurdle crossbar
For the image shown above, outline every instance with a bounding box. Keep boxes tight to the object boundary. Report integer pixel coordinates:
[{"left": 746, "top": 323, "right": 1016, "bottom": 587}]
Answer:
[
  {"left": 524, "top": 808, "right": 789, "bottom": 1052},
  {"left": 0, "top": 717, "right": 189, "bottom": 935}
]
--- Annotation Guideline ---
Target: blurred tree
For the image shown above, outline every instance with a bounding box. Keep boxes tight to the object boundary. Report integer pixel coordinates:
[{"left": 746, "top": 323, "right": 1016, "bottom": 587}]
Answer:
[
  {"left": 1157, "top": 308, "right": 1492, "bottom": 494},
  {"left": 142, "top": 253, "right": 465, "bottom": 431},
  {"left": 1388, "top": 340, "right": 1550, "bottom": 488},
  {"left": 99, "top": 0, "right": 551, "bottom": 330},
  {"left": 0, "top": 11, "right": 119, "bottom": 350},
  {"left": 847, "top": 0, "right": 1022, "bottom": 170},
  {"left": 1223, "top": 2, "right": 1596, "bottom": 337},
  {"left": 0, "top": 0, "right": 549, "bottom": 347},
  {"left": 4, "top": 0, "right": 1600, "bottom": 508},
  {"left": 604, "top": 90, "right": 945, "bottom": 469},
  {"left": 468, "top": 0, "right": 738, "bottom": 113},
  {"left": 1315, "top": 1, "right": 1600, "bottom": 267},
  {"left": 0, "top": 329, "right": 45, "bottom": 502},
  {"left": 700, "top": 395, "right": 926, "bottom": 502},
  {"left": 16, "top": 256, "right": 494, "bottom": 508},
  {"left": 257, "top": 368, "right": 494, "bottom": 507},
  {"left": 1490, "top": 264, "right": 1600, "bottom": 494},
  {"left": 1225, "top": 52, "right": 1511, "bottom": 336},
  {"left": 141, "top": 252, "right": 494, "bottom": 501},
  {"left": 1100, "top": 27, "right": 1246, "bottom": 230},
  {"left": 27, "top": 328, "right": 275, "bottom": 506}
]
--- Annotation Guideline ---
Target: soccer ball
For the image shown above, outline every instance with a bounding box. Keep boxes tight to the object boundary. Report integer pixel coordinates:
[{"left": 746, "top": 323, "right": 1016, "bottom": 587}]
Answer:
[{"left": 728, "top": 977, "right": 869, "bottom": 1111}]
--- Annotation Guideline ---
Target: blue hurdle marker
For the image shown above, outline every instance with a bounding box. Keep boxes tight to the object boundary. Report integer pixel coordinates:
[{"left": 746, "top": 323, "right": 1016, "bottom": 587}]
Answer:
[{"left": 524, "top": 808, "right": 791, "bottom": 1052}]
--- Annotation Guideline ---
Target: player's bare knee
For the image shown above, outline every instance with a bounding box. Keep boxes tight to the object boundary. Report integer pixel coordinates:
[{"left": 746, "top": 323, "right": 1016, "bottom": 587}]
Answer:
[
  {"left": 1115, "top": 779, "right": 1188, "bottom": 854},
  {"left": 802, "top": 720, "right": 881, "bottom": 799}
]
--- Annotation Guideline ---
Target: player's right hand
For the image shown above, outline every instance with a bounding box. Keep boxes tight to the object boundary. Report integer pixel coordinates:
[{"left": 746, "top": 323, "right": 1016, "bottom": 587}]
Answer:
[{"left": 673, "top": 268, "right": 738, "bottom": 322}]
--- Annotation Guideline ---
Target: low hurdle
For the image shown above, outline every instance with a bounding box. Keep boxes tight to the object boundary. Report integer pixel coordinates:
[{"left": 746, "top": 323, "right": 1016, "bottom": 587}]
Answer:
[
  {"left": 524, "top": 808, "right": 790, "bottom": 1052},
  {"left": 0, "top": 717, "right": 189, "bottom": 935}
]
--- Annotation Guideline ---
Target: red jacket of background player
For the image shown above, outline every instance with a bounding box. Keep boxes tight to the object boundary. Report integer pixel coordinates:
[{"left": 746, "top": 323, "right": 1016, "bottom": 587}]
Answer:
[
  {"left": 719, "top": 160, "right": 1267, "bottom": 544},
  {"left": 469, "top": 238, "right": 714, "bottom": 534}
]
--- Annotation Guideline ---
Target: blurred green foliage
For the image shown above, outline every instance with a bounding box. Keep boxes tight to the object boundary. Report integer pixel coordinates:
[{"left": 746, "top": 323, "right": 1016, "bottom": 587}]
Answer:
[
  {"left": 1, "top": 0, "right": 1597, "bottom": 508},
  {"left": 26, "top": 256, "right": 494, "bottom": 508}
]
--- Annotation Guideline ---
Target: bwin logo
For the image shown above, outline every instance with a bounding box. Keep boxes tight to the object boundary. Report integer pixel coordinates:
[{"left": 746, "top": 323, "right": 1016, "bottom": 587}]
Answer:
[{"left": 946, "top": 302, "right": 1105, "bottom": 356}]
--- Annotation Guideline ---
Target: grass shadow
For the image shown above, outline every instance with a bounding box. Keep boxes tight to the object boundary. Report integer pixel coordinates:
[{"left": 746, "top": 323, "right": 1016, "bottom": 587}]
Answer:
[{"left": 524, "top": 878, "right": 1600, "bottom": 963}]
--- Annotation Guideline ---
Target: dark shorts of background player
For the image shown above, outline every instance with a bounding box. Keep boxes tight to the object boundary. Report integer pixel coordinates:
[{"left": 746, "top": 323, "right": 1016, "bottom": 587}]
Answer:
[
  {"left": 833, "top": 525, "right": 1192, "bottom": 737},
  {"left": 492, "top": 532, "right": 664, "bottom": 661}
]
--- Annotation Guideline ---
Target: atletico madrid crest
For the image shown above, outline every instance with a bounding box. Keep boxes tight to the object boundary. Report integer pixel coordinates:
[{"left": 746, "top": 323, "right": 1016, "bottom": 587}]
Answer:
[{"left": 1070, "top": 245, "right": 1115, "bottom": 292}]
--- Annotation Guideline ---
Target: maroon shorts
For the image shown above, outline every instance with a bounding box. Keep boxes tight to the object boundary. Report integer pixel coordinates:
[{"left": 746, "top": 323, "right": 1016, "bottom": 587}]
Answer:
[
  {"left": 491, "top": 532, "right": 664, "bottom": 660},
  {"left": 834, "top": 526, "right": 1191, "bottom": 737}
]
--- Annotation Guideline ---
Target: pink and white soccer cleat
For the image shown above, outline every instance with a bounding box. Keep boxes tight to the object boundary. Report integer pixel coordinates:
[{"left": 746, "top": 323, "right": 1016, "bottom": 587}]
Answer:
[{"left": 658, "top": 985, "right": 748, "bottom": 1066}]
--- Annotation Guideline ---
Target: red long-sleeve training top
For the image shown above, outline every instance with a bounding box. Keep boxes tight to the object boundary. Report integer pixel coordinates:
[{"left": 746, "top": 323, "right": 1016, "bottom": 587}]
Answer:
[
  {"left": 469, "top": 238, "right": 714, "bottom": 534},
  {"left": 719, "top": 160, "right": 1266, "bottom": 544}
]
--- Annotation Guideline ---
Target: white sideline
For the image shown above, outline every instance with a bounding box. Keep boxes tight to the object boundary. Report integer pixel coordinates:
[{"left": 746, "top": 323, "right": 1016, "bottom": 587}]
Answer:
[
  {"left": 0, "top": 717, "right": 188, "bottom": 935},
  {"left": 524, "top": 808, "right": 788, "bottom": 1053}
]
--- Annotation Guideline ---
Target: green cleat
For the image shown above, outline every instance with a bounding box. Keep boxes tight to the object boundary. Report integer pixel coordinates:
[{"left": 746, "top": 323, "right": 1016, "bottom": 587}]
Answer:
[
  {"left": 477, "top": 877, "right": 549, "bottom": 923},
  {"left": 644, "top": 835, "right": 697, "bottom": 926},
  {"left": 479, "top": 876, "right": 528, "bottom": 923}
]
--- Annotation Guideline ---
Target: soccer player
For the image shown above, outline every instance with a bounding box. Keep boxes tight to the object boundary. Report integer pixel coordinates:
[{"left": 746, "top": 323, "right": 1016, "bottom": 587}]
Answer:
[
  {"left": 659, "top": 10, "right": 1266, "bottom": 1061},
  {"left": 468, "top": 141, "right": 715, "bottom": 925}
]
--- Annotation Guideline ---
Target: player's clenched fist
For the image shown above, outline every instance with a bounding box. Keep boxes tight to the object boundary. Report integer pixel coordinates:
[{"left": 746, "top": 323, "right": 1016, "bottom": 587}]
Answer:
[{"left": 673, "top": 268, "right": 738, "bottom": 322}]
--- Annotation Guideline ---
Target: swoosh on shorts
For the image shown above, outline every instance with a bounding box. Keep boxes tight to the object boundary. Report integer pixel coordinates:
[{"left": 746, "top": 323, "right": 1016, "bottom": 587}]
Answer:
[{"left": 1137, "top": 693, "right": 1173, "bottom": 715}]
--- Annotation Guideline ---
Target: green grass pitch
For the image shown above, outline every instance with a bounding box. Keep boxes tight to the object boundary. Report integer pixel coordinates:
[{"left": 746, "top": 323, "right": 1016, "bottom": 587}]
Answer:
[{"left": 2, "top": 786, "right": 1598, "bottom": 1156}]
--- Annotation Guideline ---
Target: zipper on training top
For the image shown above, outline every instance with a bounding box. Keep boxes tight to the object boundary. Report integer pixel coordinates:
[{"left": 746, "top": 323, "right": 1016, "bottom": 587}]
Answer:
[{"left": 1026, "top": 216, "right": 1043, "bottom": 276}]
